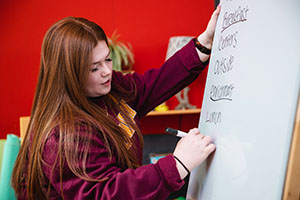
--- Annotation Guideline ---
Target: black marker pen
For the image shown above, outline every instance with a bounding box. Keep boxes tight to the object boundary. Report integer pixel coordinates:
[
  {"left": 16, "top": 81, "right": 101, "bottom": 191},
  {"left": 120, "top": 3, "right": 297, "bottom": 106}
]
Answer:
[{"left": 165, "top": 128, "right": 188, "bottom": 137}]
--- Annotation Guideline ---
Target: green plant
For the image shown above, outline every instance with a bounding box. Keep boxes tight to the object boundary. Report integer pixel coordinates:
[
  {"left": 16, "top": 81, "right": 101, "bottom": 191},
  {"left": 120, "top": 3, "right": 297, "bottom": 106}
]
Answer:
[{"left": 108, "top": 31, "right": 134, "bottom": 71}]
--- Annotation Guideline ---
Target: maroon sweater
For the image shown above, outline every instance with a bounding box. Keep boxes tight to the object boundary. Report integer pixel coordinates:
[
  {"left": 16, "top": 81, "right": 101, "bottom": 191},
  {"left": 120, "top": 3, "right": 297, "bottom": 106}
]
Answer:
[{"left": 26, "top": 40, "right": 207, "bottom": 200}]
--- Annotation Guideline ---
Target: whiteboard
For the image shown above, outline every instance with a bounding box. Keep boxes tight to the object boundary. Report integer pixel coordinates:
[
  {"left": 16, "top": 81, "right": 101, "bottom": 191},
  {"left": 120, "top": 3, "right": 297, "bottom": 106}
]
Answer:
[{"left": 187, "top": 0, "right": 300, "bottom": 199}]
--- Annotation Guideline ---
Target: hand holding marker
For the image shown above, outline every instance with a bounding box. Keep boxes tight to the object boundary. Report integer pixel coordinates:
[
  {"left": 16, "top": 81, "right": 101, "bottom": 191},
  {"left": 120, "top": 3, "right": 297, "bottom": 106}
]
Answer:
[
  {"left": 165, "top": 128, "right": 188, "bottom": 137},
  {"left": 167, "top": 127, "right": 216, "bottom": 179}
]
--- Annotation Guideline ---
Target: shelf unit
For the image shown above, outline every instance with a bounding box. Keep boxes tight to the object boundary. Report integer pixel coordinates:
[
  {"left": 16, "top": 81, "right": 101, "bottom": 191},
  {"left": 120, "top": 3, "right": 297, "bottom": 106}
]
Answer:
[
  {"left": 141, "top": 109, "right": 201, "bottom": 135},
  {"left": 146, "top": 109, "right": 201, "bottom": 116}
]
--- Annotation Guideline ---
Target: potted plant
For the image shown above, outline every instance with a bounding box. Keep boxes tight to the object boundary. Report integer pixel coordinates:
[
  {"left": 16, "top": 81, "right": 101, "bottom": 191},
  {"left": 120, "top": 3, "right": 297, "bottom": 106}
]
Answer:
[{"left": 108, "top": 31, "right": 134, "bottom": 72}]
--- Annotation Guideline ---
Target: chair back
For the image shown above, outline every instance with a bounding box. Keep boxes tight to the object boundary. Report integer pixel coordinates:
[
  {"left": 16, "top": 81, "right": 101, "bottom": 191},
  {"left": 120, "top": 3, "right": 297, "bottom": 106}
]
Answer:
[
  {"left": 19, "top": 116, "right": 30, "bottom": 143},
  {"left": 0, "top": 134, "right": 20, "bottom": 200}
]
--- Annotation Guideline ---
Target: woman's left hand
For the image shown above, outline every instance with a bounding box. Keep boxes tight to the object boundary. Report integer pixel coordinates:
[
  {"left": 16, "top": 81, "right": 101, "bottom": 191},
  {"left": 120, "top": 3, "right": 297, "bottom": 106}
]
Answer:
[
  {"left": 204, "top": 4, "right": 221, "bottom": 46},
  {"left": 198, "top": 5, "right": 221, "bottom": 50},
  {"left": 196, "top": 5, "right": 221, "bottom": 62}
]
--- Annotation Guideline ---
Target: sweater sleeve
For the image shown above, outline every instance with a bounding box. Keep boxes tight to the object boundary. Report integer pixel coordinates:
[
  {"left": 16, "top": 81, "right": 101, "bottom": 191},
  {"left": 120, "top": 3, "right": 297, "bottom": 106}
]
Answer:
[
  {"left": 42, "top": 129, "right": 184, "bottom": 200},
  {"left": 112, "top": 39, "right": 208, "bottom": 118}
]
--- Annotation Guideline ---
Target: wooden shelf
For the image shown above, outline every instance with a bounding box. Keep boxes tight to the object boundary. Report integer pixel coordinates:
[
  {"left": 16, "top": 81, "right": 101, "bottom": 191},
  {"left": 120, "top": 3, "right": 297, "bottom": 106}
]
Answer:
[{"left": 146, "top": 109, "right": 201, "bottom": 116}]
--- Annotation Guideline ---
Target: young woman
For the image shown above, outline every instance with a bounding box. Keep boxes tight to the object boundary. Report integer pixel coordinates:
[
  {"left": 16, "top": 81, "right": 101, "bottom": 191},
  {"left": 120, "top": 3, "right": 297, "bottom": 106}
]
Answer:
[{"left": 12, "top": 6, "right": 221, "bottom": 200}]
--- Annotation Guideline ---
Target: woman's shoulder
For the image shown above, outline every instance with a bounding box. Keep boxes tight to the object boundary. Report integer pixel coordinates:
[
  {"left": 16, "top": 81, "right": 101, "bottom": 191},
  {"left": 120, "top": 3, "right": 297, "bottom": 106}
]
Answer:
[{"left": 112, "top": 71, "right": 134, "bottom": 89}]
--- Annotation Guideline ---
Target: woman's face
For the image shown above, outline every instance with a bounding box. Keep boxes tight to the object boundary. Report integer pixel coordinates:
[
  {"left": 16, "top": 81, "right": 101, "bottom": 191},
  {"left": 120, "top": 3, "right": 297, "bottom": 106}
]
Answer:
[{"left": 86, "top": 41, "right": 113, "bottom": 97}]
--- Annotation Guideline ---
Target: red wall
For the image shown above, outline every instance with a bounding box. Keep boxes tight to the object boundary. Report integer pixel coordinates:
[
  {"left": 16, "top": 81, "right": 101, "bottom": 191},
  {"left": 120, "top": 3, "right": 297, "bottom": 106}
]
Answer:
[{"left": 0, "top": 0, "right": 214, "bottom": 138}]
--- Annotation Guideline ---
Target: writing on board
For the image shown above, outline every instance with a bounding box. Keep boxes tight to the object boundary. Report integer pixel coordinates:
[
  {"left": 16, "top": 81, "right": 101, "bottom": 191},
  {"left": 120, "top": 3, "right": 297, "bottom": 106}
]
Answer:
[
  {"left": 221, "top": 6, "right": 249, "bottom": 33},
  {"left": 214, "top": 55, "right": 234, "bottom": 75},
  {"left": 210, "top": 84, "right": 234, "bottom": 101},
  {"left": 205, "top": 3, "right": 250, "bottom": 125}
]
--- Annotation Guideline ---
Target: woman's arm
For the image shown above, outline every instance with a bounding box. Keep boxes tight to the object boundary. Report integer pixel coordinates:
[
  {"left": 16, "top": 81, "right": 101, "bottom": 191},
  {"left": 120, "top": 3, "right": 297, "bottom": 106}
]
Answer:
[
  {"left": 113, "top": 39, "right": 206, "bottom": 118},
  {"left": 42, "top": 129, "right": 184, "bottom": 200},
  {"left": 113, "top": 6, "right": 221, "bottom": 118}
]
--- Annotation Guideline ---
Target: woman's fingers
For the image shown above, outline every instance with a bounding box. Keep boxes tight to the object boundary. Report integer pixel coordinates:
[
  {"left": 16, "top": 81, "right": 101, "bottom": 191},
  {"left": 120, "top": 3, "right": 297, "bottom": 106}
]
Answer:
[
  {"left": 188, "top": 129, "right": 214, "bottom": 147},
  {"left": 205, "top": 5, "right": 222, "bottom": 42},
  {"left": 205, "top": 143, "right": 216, "bottom": 154},
  {"left": 201, "top": 135, "right": 213, "bottom": 145},
  {"left": 188, "top": 128, "right": 200, "bottom": 135}
]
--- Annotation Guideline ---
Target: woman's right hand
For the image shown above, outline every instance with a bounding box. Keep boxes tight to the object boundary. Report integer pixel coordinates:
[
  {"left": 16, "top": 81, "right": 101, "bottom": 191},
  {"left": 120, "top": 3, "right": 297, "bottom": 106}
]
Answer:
[{"left": 173, "top": 128, "right": 216, "bottom": 179}]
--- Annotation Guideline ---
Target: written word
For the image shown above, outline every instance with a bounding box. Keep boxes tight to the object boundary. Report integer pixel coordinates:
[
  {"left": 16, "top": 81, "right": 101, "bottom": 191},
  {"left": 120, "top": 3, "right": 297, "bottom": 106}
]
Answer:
[
  {"left": 221, "top": 5, "right": 250, "bottom": 33},
  {"left": 210, "top": 84, "right": 234, "bottom": 101}
]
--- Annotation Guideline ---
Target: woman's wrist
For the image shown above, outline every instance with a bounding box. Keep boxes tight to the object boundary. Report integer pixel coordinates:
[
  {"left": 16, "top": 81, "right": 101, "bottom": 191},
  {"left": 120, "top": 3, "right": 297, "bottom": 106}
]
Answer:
[
  {"left": 175, "top": 159, "right": 189, "bottom": 179},
  {"left": 197, "top": 32, "right": 213, "bottom": 50},
  {"left": 195, "top": 32, "right": 213, "bottom": 63},
  {"left": 173, "top": 155, "right": 190, "bottom": 179},
  {"left": 194, "top": 38, "right": 211, "bottom": 55}
]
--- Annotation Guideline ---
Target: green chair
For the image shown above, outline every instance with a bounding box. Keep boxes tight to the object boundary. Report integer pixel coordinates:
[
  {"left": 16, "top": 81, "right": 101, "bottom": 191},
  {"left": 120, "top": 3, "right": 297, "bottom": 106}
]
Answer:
[{"left": 0, "top": 134, "right": 20, "bottom": 200}]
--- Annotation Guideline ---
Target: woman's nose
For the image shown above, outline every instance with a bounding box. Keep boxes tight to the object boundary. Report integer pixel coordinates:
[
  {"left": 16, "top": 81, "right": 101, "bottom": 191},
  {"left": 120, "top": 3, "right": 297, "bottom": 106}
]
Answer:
[{"left": 101, "top": 63, "right": 111, "bottom": 76}]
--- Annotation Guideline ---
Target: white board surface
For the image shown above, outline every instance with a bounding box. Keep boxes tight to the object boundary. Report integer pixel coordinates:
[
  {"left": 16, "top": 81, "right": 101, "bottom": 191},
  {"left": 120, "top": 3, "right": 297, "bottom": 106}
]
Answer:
[{"left": 187, "top": 0, "right": 300, "bottom": 199}]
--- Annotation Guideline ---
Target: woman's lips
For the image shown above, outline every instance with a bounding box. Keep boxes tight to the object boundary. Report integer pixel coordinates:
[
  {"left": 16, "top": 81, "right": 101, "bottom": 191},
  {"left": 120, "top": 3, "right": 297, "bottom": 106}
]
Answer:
[{"left": 102, "top": 79, "right": 111, "bottom": 85}]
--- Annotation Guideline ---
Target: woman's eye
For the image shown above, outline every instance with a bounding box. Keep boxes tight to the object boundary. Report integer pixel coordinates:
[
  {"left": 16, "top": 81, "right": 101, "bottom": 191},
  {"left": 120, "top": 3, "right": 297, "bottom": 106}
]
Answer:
[
  {"left": 106, "top": 58, "right": 113, "bottom": 62},
  {"left": 91, "top": 67, "right": 99, "bottom": 72}
]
